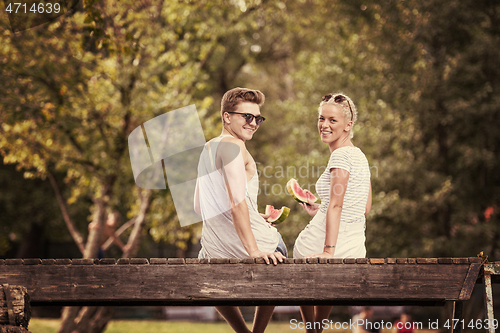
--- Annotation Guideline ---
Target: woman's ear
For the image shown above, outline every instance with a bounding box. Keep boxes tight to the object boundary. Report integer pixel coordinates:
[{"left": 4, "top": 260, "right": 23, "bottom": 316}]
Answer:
[{"left": 344, "top": 120, "right": 353, "bottom": 132}]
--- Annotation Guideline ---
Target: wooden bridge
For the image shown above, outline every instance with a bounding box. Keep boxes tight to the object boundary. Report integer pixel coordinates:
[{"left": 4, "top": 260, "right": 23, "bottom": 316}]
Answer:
[{"left": 0, "top": 257, "right": 498, "bottom": 333}]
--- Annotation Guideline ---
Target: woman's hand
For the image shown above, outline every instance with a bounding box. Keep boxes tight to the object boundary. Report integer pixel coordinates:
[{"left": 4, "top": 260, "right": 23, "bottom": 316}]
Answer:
[
  {"left": 306, "top": 245, "right": 335, "bottom": 258},
  {"left": 300, "top": 201, "right": 319, "bottom": 217},
  {"left": 306, "top": 251, "right": 334, "bottom": 259},
  {"left": 299, "top": 190, "right": 320, "bottom": 217}
]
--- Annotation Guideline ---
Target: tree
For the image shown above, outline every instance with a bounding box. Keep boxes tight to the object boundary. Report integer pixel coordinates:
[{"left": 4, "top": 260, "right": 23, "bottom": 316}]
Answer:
[{"left": 0, "top": 0, "right": 218, "bottom": 330}]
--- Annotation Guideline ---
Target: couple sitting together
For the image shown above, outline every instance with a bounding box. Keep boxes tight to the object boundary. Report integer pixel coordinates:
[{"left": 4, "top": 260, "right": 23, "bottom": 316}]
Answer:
[{"left": 194, "top": 87, "right": 372, "bottom": 333}]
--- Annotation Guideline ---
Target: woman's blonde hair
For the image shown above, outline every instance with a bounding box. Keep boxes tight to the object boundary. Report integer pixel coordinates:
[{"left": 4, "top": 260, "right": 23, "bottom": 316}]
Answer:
[{"left": 319, "top": 93, "right": 358, "bottom": 139}]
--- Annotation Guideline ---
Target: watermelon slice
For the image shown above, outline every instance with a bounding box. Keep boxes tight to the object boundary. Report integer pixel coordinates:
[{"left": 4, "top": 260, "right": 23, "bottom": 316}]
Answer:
[
  {"left": 265, "top": 205, "right": 290, "bottom": 224},
  {"left": 286, "top": 178, "right": 318, "bottom": 204}
]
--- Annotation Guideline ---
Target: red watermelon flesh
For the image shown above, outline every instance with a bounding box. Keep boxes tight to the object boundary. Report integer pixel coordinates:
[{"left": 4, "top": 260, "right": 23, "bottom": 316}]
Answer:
[
  {"left": 286, "top": 178, "right": 318, "bottom": 204},
  {"left": 265, "top": 205, "right": 290, "bottom": 224}
]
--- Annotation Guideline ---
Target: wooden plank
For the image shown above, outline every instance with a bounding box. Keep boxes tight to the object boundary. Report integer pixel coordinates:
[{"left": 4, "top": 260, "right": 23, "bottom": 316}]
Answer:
[
  {"left": 356, "top": 258, "right": 368, "bottom": 264},
  {"left": 72, "top": 259, "right": 94, "bottom": 265},
  {"left": 438, "top": 258, "right": 454, "bottom": 264},
  {"left": 210, "top": 258, "right": 229, "bottom": 264},
  {"left": 386, "top": 258, "right": 397, "bottom": 264},
  {"left": 416, "top": 258, "right": 438, "bottom": 264},
  {"left": 55, "top": 259, "right": 71, "bottom": 265},
  {"left": 130, "top": 258, "right": 148, "bottom": 265},
  {"left": 0, "top": 261, "right": 474, "bottom": 307},
  {"left": 42, "top": 259, "right": 56, "bottom": 265},
  {"left": 23, "top": 259, "right": 41, "bottom": 265},
  {"left": 167, "top": 258, "right": 185, "bottom": 265},
  {"left": 458, "top": 263, "right": 482, "bottom": 300},
  {"left": 185, "top": 258, "right": 199, "bottom": 264},
  {"left": 98, "top": 259, "right": 116, "bottom": 265},
  {"left": 328, "top": 259, "right": 343, "bottom": 264},
  {"left": 117, "top": 258, "right": 129, "bottom": 265},
  {"left": 370, "top": 259, "right": 385, "bottom": 265},
  {"left": 468, "top": 257, "right": 482, "bottom": 263},
  {"left": 150, "top": 258, "right": 167, "bottom": 265},
  {"left": 241, "top": 259, "right": 256, "bottom": 264},
  {"left": 453, "top": 258, "right": 468, "bottom": 264}
]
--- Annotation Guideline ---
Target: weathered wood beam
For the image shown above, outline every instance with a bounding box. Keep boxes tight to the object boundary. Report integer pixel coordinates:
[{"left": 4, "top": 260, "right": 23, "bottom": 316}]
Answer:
[{"left": 0, "top": 258, "right": 483, "bottom": 307}]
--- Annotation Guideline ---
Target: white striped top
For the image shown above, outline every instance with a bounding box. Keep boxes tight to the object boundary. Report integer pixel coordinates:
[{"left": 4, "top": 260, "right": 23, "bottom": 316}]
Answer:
[{"left": 316, "top": 146, "right": 370, "bottom": 221}]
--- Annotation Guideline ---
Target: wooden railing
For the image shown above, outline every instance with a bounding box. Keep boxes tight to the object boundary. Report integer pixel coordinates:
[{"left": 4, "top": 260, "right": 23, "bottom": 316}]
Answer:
[{"left": 0, "top": 257, "right": 495, "bottom": 333}]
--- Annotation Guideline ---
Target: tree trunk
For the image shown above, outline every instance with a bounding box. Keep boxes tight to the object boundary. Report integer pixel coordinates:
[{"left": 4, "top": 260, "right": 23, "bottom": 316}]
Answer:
[
  {"left": 47, "top": 171, "right": 85, "bottom": 255},
  {"left": 83, "top": 198, "right": 108, "bottom": 259},
  {"left": 57, "top": 189, "right": 152, "bottom": 333}
]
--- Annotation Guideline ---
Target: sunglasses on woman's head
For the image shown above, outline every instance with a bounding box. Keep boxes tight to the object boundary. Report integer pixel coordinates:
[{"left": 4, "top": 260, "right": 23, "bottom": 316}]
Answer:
[
  {"left": 322, "top": 94, "right": 354, "bottom": 121},
  {"left": 227, "top": 111, "right": 266, "bottom": 125}
]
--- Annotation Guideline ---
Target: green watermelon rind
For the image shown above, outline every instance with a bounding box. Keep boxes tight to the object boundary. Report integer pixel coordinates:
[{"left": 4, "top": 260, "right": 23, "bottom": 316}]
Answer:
[
  {"left": 286, "top": 178, "right": 317, "bottom": 204},
  {"left": 265, "top": 205, "right": 290, "bottom": 224}
]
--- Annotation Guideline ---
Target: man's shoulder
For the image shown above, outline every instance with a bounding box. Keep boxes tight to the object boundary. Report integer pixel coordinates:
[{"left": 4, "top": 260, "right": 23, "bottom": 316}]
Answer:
[
  {"left": 213, "top": 137, "right": 247, "bottom": 165},
  {"left": 219, "top": 136, "right": 247, "bottom": 155},
  {"left": 220, "top": 135, "right": 245, "bottom": 147}
]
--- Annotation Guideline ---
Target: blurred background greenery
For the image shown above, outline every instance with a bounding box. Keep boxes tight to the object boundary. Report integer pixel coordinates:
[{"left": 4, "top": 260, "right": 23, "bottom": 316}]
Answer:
[{"left": 0, "top": 0, "right": 499, "bottom": 331}]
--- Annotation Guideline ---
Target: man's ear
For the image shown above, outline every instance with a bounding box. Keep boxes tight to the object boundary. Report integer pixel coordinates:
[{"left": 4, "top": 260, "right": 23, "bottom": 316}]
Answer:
[{"left": 223, "top": 111, "right": 230, "bottom": 124}]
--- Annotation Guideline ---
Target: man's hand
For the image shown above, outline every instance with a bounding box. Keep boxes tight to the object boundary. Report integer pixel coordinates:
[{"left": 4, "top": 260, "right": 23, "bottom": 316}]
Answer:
[
  {"left": 259, "top": 212, "right": 276, "bottom": 226},
  {"left": 249, "top": 249, "right": 285, "bottom": 265}
]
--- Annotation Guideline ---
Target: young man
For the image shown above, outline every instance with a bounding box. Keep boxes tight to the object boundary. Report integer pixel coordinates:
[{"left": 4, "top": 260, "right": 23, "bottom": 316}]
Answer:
[{"left": 194, "top": 87, "right": 286, "bottom": 333}]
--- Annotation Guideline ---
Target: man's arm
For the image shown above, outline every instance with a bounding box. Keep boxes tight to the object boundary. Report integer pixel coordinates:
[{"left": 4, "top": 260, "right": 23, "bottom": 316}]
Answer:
[
  {"left": 194, "top": 178, "right": 201, "bottom": 215},
  {"left": 219, "top": 139, "right": 282, "bottom": 265},
  {"left": 219, "top": 140, "right": 259, "bottom": 254}
]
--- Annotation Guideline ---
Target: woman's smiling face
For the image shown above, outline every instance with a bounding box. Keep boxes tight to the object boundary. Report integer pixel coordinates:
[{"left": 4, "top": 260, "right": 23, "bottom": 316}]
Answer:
[{"left": 318, "top": 103, "right": 351, "bottom": 148}]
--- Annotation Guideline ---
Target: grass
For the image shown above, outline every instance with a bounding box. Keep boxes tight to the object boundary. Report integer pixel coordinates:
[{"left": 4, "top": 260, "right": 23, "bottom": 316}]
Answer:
[
  {"left": 28, "top": 318, "right": 353, "bottom": 333},
  {"left": 28, "top": 319, "right": 438, "bottom": 333}
]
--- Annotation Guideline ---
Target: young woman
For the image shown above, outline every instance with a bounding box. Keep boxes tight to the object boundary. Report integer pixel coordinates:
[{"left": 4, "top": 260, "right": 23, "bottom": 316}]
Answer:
[{"left": 293, "top": 93, "right": 372, "bottom": 333}]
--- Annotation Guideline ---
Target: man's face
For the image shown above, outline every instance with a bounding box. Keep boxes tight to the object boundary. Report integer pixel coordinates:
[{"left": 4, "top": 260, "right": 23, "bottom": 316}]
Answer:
[{"left": 225, "top": 102, "right": 262, "bottom": 141}]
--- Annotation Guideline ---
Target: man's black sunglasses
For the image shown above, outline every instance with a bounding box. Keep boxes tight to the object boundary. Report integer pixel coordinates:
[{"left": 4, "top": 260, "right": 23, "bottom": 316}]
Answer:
[
  {"left": 227, "top": 112, "right": 265, "bottom": 125},
  {"left": 322, "top": 94, "right": 353, "bottom": 121}
]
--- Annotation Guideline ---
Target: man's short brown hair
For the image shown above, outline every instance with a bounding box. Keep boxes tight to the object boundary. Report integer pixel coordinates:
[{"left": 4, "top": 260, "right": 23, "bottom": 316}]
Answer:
[{"left": 221, "top": 87, "right": 265, "bottom": 122}]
